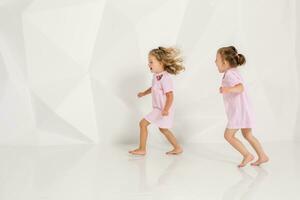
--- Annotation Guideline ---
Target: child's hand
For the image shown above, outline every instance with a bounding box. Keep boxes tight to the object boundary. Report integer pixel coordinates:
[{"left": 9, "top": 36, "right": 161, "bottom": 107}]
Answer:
[
  {"left": 161, "top": 110, "right": 169, "bottom": 116},
  {"left": 137, "top": 92, "right": 145, "bottom": 98},
  {"left": 220, "top": 86, "right": 230, "bottom": 94}
]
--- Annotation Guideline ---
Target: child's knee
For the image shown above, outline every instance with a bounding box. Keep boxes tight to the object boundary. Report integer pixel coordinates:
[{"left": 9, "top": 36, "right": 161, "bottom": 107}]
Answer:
[
  {"left": 242, "top": 132, "right": 253, "bottom": 140},
  {"left": 242, "top": 129, "right": 253, "bottom": 140},
  {"left": 159, "top": 128, "right": 168, "bottom": 134},
  {"left": 139, "top": 119, "right": 149, "bottom": 128},
  {"left": 224, "top": 133, "right": 233, "bottom": 142}
]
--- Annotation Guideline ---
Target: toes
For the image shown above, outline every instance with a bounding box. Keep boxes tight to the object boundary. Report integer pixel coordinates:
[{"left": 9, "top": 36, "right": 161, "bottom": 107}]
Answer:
[
  {"left": 166, "top": 151, "right": 174, "bottom": 155},
  {"left": 238, "top": 162, "right": 247, "bottom": 168},
  {"left": 251, "top": 159, "right": 268, "bottom": 166},
  {"left": 166, "top": 150, "right": 183, "bottom": 155},
  {"left": 128, "top": 150, "right": 136, "bottom": 154},
  {"left": 130, "top": 150, "right": 146, "bottom": 155},
  {"left": 238, "top": 156, "right": 254, "bottom": 167},
  {"left": 253, "top": 156, "right": 269, "bottom": 165},
  {"left": 251, "top": 162, "right": 260, "bottom": 166},
  {"left": 251, "top": 160, "right": 263, "bottom": 166}
]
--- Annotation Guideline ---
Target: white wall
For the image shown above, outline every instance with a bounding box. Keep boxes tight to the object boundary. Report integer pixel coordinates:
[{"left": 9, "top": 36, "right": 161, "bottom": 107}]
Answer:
[
  {"left": 0, "top": 0, "right": 298, "bottom": 145},
  {"left": 296, "top": 0, "right": 300, "bottom": 141}
]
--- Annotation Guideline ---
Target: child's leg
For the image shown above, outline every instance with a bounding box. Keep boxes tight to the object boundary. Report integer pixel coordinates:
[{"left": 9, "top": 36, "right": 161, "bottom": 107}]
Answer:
[
  {"left": 159, "top": 128, "right": 183, "bottom": 155},
  {"left": 224, "top": 128, "right": 254, "bottom": 167},
  {"left": 241, "top": 128, "right": 269, "bottom": 166},
  {"left": 129, "top": 119, "right": 150, "bottom": 155}
]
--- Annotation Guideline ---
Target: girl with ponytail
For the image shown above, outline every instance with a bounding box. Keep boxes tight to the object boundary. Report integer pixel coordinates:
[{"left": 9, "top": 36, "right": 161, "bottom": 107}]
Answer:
[{"left": 215, "top": 46, "right": 269, "bottom": 167}]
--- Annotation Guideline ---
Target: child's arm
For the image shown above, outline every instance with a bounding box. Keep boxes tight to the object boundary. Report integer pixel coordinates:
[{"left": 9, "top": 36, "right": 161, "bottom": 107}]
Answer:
[
  {"left": 137, "top": 87, "right": 152, "bottom": 98},
  {"left": 162, "top": 91, "right": 173, "bottom": 116},
  {"left": 220, "top": 83, "right": 244, "bottom": 94}
]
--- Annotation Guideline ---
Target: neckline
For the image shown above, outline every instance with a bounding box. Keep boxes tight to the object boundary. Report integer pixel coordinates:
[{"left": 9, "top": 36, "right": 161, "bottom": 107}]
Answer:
[
  {"left": 227, "top": 67, "right": 238, "bottom": 72},
  {"left": 155, "top": 70, "right": 166, "bottom": 76}
]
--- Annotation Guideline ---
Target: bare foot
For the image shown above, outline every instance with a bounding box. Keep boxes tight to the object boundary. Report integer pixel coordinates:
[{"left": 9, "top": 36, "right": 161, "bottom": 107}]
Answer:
[
  {"left": 238, "top": 154, "right": 254, "bottom": 168},
  {"left": 251, "top": 155, "right": 269, "bottom": 166},
  {"left": 166, "top": 147, "right": 183, "bottom": 155},
  {"left": 129, "top": 148, "right": 146, "bottom": 155}
]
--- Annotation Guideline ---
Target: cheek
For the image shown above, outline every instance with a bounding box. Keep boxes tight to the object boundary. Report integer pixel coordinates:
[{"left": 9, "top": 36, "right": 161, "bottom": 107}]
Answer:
[
  {"left": 219, "top": 61, "right": 224, "bottom": 67},
  {"left": 153, "top": 63, "right": 159, "bottom": 69},
  {"left": 156, "top": 62, "right": 163, "bottom": 69},
  {"left": 217, "top": 62, "right": 223, "bottom": 70}
]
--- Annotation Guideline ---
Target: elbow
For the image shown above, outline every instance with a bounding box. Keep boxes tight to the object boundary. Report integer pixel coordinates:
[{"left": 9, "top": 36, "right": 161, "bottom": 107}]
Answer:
[
  {"left": 238, "top": 84, "right": 244, "bottom": 93},
  {"left": 165, "top": 91, "right": 173, "bottom": 97},
  {"left": 233, "top": 84, "right": 244, "bottom": 93},
  {"left": 165, "top": 92, "right": 174, "bottom": 101}
]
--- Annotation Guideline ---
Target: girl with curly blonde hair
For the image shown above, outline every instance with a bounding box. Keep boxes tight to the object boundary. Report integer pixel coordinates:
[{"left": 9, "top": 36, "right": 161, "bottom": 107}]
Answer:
[{"left": 129, "top": 46, "right": 185, "bottom": 155}]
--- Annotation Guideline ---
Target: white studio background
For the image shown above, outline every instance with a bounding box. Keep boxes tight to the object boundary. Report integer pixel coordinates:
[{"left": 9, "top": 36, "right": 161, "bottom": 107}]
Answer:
[
  {"left": 296, "top": 0, "right": 300, "bottom": 142},
  {"left": 0, "top": 0, "right": 298, "bottom": 146}
]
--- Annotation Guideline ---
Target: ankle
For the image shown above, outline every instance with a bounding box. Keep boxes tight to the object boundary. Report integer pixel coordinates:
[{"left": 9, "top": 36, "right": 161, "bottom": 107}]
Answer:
[
  {"left": 244, "top": 153, "right": 253, "bottom": 158},
  {"left": 258, "top": 153, "right": 268, "bottom": 159}
]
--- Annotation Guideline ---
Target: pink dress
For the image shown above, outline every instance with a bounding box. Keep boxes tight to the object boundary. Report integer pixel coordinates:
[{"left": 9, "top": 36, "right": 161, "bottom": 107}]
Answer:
[
  {"left": 144, "top": 71, "right": 174, "bottom": 128},
  {"left": 222, "top": 68, "right": 255, "bottom": 129}
]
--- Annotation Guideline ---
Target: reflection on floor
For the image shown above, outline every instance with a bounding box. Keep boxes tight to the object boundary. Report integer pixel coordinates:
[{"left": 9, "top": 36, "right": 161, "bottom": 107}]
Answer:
[{"left": 0, "top": 141, "right": 299, "bottom": 200}]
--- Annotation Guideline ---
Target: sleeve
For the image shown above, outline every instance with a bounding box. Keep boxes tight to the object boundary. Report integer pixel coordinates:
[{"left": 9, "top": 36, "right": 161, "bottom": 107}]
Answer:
[
  {"left": 225, "top": 71, "right": 242, "bottom": 87},
  {"left": 161, "top": 75, "right": 174, "bottom": 94}
]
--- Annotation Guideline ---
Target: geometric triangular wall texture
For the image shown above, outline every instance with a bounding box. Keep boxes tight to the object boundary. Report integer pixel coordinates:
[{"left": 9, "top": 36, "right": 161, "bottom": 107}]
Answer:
[{"left": 0, "top": 0, "right": 298, "bottom": 145}]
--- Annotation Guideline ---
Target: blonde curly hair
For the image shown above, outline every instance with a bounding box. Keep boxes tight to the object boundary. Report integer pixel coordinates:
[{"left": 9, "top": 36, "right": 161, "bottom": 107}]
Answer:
[{"left": 149, "top": 46, "right": 185, "bottom": 75}]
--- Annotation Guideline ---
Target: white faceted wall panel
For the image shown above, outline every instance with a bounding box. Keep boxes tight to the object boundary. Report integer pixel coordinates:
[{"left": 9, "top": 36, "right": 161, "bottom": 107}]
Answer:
[{"left": 0, "top": 0, "right": 298, "bottom": 145}]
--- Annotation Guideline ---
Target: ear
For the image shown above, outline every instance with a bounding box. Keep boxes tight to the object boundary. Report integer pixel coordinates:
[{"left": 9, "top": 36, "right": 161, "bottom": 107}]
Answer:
[
  {"left": 159, "top": 61, "right": 164, "bottom": 68},
  {"left": 223, "top": 59, "right": 228, "bottom": 65}
]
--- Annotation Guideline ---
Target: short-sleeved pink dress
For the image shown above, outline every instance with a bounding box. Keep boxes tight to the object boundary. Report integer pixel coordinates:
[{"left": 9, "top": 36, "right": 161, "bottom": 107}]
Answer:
[
  {"left": 222, "top": 68, "right": 255, "bottom": 129},
  {"left": 144, "top": 71, "right": 174, "bottom": 128}
]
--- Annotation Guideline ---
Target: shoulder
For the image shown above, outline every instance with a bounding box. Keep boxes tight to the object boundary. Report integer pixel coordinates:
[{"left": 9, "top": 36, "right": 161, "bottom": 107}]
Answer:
[
  {"left": 223, "top": 68, "right": 244, "bottom": 86},
  {"left": 225, "top": 68, "right": 241, "bottom": 80},
  {"left": 160, "top": 73, "right": 173, "bottom": 85},
  {"left": 162, "top": 72, "right": 173, "bottom": 80}
]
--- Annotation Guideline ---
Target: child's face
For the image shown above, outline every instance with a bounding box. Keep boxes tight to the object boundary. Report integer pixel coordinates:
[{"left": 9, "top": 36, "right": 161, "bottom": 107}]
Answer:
[
  {"left": 148, "top": 54, "right": 164, "bottom": 74},
  {"left": 215, "top": 53, "right": 230, "bottom": 73}
]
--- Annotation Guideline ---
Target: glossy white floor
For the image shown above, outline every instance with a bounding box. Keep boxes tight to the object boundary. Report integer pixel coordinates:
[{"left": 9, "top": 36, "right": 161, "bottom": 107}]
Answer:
[{"left": 0, "top": 141, "right": 299, "bottom": 200}]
